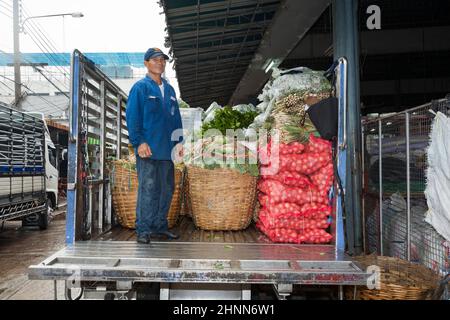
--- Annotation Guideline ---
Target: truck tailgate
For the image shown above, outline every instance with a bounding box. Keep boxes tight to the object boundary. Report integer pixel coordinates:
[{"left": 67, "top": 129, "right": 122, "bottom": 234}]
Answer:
[{"left": 28, "top": 241, "right": 369, "bottom": 285}]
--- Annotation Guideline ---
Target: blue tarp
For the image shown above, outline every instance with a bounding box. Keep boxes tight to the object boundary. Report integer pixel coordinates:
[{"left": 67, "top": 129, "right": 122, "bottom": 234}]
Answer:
[{"left": 0, "top": 52, "right": 145, "bottom": 67}]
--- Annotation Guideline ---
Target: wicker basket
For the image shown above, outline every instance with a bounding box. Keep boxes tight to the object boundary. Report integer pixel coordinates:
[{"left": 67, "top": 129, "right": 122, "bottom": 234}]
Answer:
[
  {"left": 167, "top": 167, "right": 183, "bottom": 228},
  {"left": 186, "top": 166, "right": 258, "bottom": 231},
  {"left": 180, "top": 169, "right": 193, "bottom": 217},
  {"left": 110, "top": 160, "right": 183, "bottom": 229},
  {"left": 110, "top": 161, "right": 138, "bottom": 229},
  {"left": 346, "top": 255, "right": 441, "bottom": 300}
]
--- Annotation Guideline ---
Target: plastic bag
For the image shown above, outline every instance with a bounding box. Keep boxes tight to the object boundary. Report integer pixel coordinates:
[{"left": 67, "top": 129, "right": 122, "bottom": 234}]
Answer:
[
  {"left": 232, "top": 103, "right": 257, "bottom": 113},
  {"left": 203, "top": 102, "right": 222, "bottom": 123},
  {"left": 424, "top": 112, "right": 450, "bottom": 241},
  {"left": 256, "top": 101, "right": 269, "bottom": 113},
  {"left": 249, "top": 97, "right": 276, "bottom": 129},
  {"left": 258, "top": 67, "right": 332, "bottom": 103}
]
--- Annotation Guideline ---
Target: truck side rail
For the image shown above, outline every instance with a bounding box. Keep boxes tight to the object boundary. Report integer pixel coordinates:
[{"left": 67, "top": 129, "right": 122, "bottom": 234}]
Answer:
[{"left": 66, "top": 50, "right": 129, "bottom": 243}]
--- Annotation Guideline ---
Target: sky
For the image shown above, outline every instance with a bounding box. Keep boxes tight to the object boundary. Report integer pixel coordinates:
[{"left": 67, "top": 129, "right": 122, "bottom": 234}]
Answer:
[{"left": 0, "top": 0, "right": 179, "bottom": 94}]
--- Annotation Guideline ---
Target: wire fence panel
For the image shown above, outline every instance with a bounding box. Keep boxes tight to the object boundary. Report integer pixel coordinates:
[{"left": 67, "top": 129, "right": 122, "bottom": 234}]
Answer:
[
  {"left": 362, "top": 96, "right": 450, "bottom": 275},
  {"left": 381, "top": 114, "right": 408, "bottom": 260},
  {"left": 362, "top": 120, "right": 381, "bottom": 255}
]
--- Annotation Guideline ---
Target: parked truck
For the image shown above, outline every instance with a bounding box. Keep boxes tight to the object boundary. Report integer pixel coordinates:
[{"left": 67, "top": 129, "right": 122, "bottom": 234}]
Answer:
[
  {"left": 28, "top": 50, "right": 369, "bottom": 300},
  {"left": 0, "top": 105, "right": 58, "bottom": 230}
]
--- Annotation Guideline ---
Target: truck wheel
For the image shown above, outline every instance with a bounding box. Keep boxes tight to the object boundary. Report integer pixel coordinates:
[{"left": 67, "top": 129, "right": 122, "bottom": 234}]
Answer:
[{"left": 38, "top": 200, "right": 51, "bottom": 230}]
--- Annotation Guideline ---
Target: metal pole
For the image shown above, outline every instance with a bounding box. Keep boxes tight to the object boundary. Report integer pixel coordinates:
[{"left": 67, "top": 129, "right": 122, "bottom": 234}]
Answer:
[
  {"left": 335, "top": 59, "right": 347, "bottom": 253},
  {"left": 13, "top": 0, "right": 22, "bottom": 108},
  {"left": 333, "top": 0, "right": 362, "bottom": 255},
  {"left": 361, "top": 127, "right": 366, "bottom": 253},
  {"left": 406, "top": 112, "right": 411, "bottom": 261},
  {"left": 54, "top": 280, "right": 58, "bottom": 300},
  {"left": 99, "top": 80, "right": 106, "bottom": 231},
  {"left": 378, "top": 119, "right": 383, "bottom": 256}
]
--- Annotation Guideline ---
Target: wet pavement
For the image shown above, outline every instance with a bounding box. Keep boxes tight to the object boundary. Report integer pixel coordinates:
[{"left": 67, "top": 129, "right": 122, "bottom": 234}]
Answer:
[{"left": 0, "top": 208, "right": 66, "bottom": 300}]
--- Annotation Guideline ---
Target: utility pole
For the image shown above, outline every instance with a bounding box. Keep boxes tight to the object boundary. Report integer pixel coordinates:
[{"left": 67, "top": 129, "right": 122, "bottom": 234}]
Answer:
[{"left": 13, "top": 0, "right": 22, "bottom": 109}]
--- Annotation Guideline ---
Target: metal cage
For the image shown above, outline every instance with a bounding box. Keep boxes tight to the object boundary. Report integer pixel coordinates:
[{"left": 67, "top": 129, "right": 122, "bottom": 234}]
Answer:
[{"left": 362, "top": 96, "right": 450, "bottom": 275}]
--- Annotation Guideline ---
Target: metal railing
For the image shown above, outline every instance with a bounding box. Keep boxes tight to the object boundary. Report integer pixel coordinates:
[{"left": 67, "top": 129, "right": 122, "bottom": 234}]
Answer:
[
  {"left": 0, "top": 105, "right": 45, "bottom": 170},
  {"left": 362, "top": 96, "right": 450, "bottom": 275}
]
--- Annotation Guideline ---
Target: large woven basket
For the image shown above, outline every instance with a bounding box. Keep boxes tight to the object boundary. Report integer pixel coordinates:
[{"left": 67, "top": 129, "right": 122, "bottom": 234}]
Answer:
[
  {"left": 186, "top": 166, "right": 257, "bottom": 231},
  {"left": 346, "top": 255, "right": 441, "bottom": 300},
  {"left": 111, "top": 160, "right": 183, "bottom": 229},
  {"left": 180, "top": 169, "right": 192, "bottom": 217},
  {"left": 168, "top": 166, "right": 183, "bottom": 228}
]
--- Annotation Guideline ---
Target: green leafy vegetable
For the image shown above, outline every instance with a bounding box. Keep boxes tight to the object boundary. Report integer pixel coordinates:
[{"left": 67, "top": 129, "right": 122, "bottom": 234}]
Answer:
[
  {"left": 178, "top": 98, "right": 190, "bottom": 108},
  {"left": 201, "top": 106, "right": 258, "bottom": 135}
]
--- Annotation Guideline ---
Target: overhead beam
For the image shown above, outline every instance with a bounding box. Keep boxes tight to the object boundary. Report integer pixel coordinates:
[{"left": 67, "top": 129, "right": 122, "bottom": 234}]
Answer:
[
  {"left": 178, "top": 68, "right": 247, "bottom": 82},
  {"left": 169, "top": 30, "right": 263, "bottom": 47},
  {"left": 175, "top": 50, "right": 255, "bottom": 64},
  {"left": 166, "top": 0, "right": 278, "bottom": 17},
  {"left": 176, "top": 58, "right": 251, "bottom": 71},
  {"left": 174, "top": 43, "right": 259, "bottom": 59},
  {"left": 181, "top": 76, "right": 244, "bottom": 91},
  {"left": 179, "top": 69, "right": 246, "bottom": 82},
  {"left": 229, "top": 0, "right": 330, "bottom": 105},
  {"left": 170, "top": 23, "right": 266, "bottom": 41},
  {"left": 181, "top": 84, "right": 237, "bottom": 98},
  {"left": 170, "top": 23, "right": 270, "bottom": 33},
  {"left": 172, "top": 40, "right": 261, "bottom": 56},
  {"left": 168, "top": 3, "right": 279, "bottom": 27}
]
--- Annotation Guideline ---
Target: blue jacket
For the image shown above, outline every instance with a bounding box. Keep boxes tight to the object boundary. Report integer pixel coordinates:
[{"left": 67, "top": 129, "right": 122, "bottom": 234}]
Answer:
[{"left": 126, "top": 75, "right": 183, "bottom": 160}]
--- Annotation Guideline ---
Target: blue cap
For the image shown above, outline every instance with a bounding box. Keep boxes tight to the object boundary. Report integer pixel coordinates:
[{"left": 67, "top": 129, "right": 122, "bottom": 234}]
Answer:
[{"left": 144, "top": 47, "right": 170, "bottom": 61}]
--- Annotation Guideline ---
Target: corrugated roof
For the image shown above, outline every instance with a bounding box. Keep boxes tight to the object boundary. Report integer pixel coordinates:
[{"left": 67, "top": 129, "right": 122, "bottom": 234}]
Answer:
[{"left": 161, "top": 0, "right": 281, "bottom": 109}]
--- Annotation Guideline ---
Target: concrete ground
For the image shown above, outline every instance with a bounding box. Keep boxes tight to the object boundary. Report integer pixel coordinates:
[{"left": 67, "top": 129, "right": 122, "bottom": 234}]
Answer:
[{"left": 0, "top": 207, "right": 67, "bottom": 300}]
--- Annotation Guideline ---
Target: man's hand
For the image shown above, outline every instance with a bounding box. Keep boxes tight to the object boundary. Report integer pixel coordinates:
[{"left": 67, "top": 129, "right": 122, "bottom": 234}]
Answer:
[
  {"left": 177, "top": 143, "right": 184, "bottom": 158},
  {"left": 138, "top": 143, "right": 152, "bottom": 158},
  {"left": 173, "top": 143, "right": 184, "bottom": 163}
]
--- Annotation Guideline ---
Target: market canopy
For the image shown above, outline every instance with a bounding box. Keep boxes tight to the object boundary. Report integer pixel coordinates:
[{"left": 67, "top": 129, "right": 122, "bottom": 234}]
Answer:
[{"left": 161, "top": 0, "right": 330, "bottom": 109}]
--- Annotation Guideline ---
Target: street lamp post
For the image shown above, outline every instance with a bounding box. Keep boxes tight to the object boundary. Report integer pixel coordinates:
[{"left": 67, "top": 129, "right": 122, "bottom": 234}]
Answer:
[
  {"left": 20, "top": 12, "right": 84, "bottom": 32},
  {"left": 12, "top": 0, "right": 83, "bottom": 108}
]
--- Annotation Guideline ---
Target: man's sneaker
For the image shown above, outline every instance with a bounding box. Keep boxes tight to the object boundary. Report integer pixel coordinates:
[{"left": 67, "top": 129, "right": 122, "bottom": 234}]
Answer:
[{"left": 136, "top": 235, "right": 150, "bottom": 244}]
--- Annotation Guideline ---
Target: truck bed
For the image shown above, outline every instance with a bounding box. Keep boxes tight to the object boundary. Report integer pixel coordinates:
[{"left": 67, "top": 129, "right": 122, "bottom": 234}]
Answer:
[
  {"left": 96, "top": 216, "right": 267, "bottom": 243},
  {"left": 28, "top": 241, "right": 369, "bottom": 285},
  {"left": 29, "top": 216, "right": 370, "bottom": 286}
]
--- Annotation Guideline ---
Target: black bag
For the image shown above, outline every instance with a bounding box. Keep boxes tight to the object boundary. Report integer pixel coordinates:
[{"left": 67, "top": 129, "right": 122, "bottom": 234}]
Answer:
[{"left": 306, "top": 96, "right": 338, "bottom": 141}]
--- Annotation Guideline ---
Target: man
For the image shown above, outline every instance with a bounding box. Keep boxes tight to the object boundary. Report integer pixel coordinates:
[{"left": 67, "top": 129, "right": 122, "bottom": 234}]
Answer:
[{"left": 126, "top": 47, "right": 183, "bottom": 244}]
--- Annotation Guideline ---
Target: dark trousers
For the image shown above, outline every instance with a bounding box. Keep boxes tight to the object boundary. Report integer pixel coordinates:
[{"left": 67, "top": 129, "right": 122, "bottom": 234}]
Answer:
[{"left": 135, "top": 157, "right": 175, "bottom": 237}]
